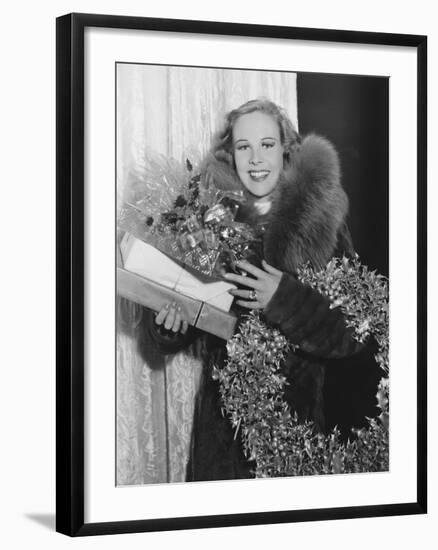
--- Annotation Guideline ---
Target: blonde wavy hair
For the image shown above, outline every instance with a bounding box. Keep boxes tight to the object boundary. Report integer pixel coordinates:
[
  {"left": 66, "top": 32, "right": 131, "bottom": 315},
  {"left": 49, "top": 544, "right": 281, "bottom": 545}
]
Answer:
[{"left": 210, "top": 98, "right": 301, "bottom": 169}]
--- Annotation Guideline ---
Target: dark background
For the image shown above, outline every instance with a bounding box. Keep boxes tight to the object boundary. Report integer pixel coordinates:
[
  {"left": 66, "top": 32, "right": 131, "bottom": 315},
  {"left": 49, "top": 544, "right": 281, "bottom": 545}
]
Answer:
[
  {"left": 297, "top": 73, "right": 389, "bottom": 277},
  {"left": 297, "top": 73, "right": 389, "bottom": 436}
]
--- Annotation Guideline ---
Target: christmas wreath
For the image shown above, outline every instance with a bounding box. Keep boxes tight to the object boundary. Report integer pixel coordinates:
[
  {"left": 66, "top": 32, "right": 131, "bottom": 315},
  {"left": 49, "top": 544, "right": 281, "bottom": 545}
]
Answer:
[{"left": 213, "top": 256, "right": 389, "bottom": 477}]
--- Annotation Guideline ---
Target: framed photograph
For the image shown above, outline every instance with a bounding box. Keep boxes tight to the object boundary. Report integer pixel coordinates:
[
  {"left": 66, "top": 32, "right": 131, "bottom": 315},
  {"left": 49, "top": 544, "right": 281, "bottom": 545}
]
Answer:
[{"left": 56, "top": 12, "right": 427, "bottom": 536}]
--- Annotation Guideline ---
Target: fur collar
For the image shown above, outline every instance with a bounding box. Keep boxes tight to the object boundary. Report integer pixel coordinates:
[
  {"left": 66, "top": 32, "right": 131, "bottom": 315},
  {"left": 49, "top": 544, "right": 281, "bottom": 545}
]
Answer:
[{"left": 202, "top": 134, "right": 349, "bottom": 273}]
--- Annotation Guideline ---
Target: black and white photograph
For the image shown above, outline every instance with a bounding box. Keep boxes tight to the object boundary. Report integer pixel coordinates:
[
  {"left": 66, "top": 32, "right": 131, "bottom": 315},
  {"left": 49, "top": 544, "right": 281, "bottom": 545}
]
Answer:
[{"left": 116, "top": 63, "right": 389, "bottom": 485}]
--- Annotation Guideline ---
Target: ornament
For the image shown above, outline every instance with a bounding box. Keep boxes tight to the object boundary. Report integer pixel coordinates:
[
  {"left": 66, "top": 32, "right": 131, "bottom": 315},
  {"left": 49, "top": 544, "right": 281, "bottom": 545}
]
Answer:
[
  {"left": 220, "top": 226, "right": 236, "bottom": 240},
  {"left": 179, "top": 233, "right": 198, "bottom": 250},
  {"left": 204, "top": 203, "right": 228, "bottom": 225}
]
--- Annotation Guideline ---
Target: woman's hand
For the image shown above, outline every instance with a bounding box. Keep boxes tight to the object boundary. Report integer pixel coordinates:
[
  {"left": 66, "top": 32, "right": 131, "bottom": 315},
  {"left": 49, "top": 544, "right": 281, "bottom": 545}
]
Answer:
[
  {"left": 225, "top": 260, "right": 283, "bottom": 310},
  {"left": 154, "top": 302, "right": 189, "bottom": 334}
]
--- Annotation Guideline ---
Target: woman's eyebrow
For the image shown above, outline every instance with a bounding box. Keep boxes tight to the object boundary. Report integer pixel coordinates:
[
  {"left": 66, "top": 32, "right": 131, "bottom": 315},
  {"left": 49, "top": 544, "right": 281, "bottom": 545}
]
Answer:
[{"left": 234, "top": 136, "right": 278, "bottom": 143}]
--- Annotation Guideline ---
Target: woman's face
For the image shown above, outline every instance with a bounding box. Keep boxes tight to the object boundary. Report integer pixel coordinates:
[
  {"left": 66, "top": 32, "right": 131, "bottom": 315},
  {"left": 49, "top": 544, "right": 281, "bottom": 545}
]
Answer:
[{"left": 232, "top": 111, "right": 284, "bottom": 198}]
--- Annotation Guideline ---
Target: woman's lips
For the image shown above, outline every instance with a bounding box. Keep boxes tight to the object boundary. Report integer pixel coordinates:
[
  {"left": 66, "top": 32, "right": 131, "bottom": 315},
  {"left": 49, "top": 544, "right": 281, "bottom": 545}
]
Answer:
[{"left": 248, "top": 170, "right": 270, "bottom": 182}]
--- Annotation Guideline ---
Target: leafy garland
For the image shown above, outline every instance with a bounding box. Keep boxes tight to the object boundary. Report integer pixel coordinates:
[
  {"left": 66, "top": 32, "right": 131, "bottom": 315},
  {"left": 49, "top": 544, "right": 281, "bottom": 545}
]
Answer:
[{"left": 213, "top": 256, "right": 389, "bottom": 477}]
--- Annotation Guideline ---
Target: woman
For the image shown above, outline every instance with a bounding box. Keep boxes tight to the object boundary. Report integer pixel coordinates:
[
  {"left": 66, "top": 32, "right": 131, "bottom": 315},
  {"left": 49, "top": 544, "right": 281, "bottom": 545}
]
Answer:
[{"left": 146, "top": 98, "right": 377, "bottom": 481}]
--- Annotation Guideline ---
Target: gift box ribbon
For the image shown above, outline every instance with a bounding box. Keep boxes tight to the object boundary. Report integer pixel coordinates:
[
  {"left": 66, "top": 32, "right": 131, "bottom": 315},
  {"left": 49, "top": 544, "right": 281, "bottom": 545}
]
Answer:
[{"left": 120, "top": 233, "right": 236, "bottom": 311}]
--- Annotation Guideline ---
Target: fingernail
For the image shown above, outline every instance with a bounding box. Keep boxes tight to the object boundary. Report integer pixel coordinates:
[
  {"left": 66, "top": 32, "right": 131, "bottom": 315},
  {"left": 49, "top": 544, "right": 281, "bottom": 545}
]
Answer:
[{"left": 165, "top": 304, "right": 170, "bottom": 310}]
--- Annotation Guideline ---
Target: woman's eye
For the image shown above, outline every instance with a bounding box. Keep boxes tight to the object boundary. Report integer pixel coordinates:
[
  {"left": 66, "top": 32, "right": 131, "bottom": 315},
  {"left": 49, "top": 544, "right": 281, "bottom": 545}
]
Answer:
[
  {"left": 236, "top": 144, "right": 249, "bottom": 151},
  {"left": 262, "top": 141, "right": 275, "bottom": 149}
]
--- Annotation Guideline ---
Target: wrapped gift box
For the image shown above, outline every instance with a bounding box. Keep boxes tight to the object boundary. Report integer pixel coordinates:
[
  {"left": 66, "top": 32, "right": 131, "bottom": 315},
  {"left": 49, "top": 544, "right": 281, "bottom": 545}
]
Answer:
[{"left": 117, "top": 233, "right": 238, "bottom": 340}]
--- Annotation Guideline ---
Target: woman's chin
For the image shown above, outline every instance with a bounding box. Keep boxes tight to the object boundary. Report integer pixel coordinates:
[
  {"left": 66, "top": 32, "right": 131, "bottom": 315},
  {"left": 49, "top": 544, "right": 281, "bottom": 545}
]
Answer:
[
  {"left": 247, "top": 189, "right": 274, "bottom": 200},
  {"left": 242, "top": 180, "right": 277, "bottom": 200}
]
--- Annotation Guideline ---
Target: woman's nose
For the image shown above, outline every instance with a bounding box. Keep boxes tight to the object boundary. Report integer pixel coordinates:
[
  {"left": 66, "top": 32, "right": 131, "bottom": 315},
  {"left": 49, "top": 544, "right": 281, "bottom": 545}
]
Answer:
[{"left": 249, "top": 147, "right": 262, "bottom": 164}]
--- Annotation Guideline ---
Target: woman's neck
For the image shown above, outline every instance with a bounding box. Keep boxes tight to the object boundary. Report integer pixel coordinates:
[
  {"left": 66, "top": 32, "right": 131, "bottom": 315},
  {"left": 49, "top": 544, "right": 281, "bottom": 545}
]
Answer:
[{"left": 253, "top": 194, "right": 273, "bottom": 215}]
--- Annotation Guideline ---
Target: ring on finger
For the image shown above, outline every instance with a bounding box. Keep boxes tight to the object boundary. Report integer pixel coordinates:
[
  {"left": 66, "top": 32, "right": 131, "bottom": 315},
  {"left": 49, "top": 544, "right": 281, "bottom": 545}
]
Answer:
[{"left": 249, "top": 289, "right": 257, "bottom": 301}]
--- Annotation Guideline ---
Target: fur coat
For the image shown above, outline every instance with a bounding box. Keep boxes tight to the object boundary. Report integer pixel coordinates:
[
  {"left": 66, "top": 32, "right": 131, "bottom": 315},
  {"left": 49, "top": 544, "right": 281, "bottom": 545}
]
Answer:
[{"left": 146, "top": 134, "right": 380, "bottom": 482}]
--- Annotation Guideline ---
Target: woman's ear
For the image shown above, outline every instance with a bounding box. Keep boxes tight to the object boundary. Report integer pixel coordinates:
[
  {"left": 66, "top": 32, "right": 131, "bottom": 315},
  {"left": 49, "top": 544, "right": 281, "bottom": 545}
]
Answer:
[
  {"left": 284, "top": 139, "right": 301, "bottom": 169},
  {"left": 214, "top": 149, "right": 233, "bottom": 165}
]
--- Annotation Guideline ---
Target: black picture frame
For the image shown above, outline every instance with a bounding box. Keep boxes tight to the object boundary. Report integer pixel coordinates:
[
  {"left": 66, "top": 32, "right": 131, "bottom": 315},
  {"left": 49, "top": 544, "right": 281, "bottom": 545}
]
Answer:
[{"left": 56, "top": 12, "right": 427, "bottom": 537}]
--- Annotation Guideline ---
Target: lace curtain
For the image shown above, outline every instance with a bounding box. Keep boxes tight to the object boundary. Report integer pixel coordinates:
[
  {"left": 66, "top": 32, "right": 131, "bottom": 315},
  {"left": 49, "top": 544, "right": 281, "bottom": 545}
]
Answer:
[{"left": 116, "top": 63, "right": 297, "bottom": 485}]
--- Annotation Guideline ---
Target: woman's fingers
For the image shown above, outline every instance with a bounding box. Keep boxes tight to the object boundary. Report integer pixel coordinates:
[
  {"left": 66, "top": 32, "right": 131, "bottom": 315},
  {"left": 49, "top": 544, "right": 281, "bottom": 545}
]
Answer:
[
  {"left": 171, "top": 308, "right": 183, "bottom": 333},
  {"left": 262, "top": 259, "right": 283, "bottom": 276},
  {"left": 224, "top": 272, "right": 261, "bottom": 288},
  {"left": 225, "top": 260, "right": 281, "bottom": 289},
  {"left": 173, "top": 309, "right": 189, "bottom": 334},
  {"left": 229, "top": 288, "right": 258, "bottom": 298},
  {"left": 164, "top": 304, "right": 176, "bottom": 330},
  {"left": 235, "top": 260, "right": 266, "bottom": 278},
  {"left": 155, "top": 304, "right": 170, "bottom": 325},
  {"left": 235, "top": 299, "right": 263, "bottom": 310},
  {"left": 225, "top": 261, "right": 282, "bottom": 310},
  {"left": 155, "top": 303, "right": 188, "bottom": 334}
]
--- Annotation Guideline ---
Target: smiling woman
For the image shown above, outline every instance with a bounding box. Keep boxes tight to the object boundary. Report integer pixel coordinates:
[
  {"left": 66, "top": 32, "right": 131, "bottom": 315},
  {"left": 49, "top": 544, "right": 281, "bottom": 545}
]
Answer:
[{"left": 142, "top": 97, "right": 381, "bottom": 482}]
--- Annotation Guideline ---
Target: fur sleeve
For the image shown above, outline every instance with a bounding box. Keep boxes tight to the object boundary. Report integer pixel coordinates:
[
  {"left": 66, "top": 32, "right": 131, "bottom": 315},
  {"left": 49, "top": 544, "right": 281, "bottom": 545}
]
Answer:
[{"left": 264, "top": 273, "right": 362, "bottom": 359}]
